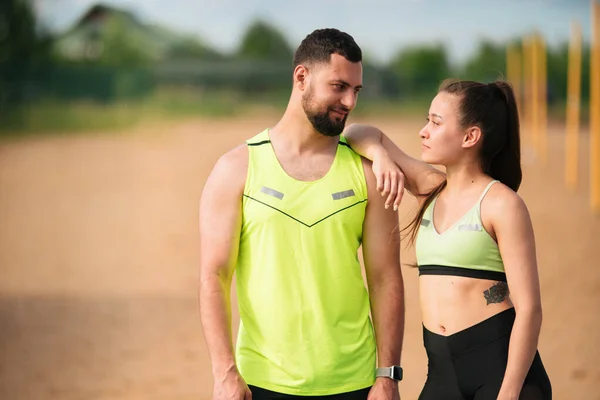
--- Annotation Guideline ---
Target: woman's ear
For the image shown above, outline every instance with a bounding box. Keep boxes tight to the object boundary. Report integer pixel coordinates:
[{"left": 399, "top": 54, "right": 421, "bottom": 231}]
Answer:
[{"left": 462, "top": 126, "right": 482, "bottom": 149}]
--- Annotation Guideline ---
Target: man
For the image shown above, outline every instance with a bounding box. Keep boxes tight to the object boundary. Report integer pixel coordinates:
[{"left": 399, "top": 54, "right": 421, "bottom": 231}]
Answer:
[{"left": 198, "top": 28, "right": 404, "bottom": 399}]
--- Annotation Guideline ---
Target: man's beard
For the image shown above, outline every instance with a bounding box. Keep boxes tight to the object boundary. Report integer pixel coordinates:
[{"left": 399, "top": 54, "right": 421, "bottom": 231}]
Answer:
[{"left": 302, "top": 89, "right": 349, "bottom": 137}]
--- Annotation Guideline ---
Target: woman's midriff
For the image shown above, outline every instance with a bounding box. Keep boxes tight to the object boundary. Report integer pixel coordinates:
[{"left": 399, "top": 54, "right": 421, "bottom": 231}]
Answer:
[{"left": 420, "top": 274, "right": 514, "bottom": 336}]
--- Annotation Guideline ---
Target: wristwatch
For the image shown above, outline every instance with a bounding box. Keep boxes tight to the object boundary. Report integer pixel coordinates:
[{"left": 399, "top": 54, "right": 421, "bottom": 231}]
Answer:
[{"left": 376, "top": 366, "right": 403, "bottom": 381}]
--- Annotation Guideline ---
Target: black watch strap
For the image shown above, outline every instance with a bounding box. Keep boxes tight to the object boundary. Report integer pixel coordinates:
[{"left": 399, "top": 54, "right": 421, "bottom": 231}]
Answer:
[{"left": 376, "top": 366, "right": 403, "bottom": 381}]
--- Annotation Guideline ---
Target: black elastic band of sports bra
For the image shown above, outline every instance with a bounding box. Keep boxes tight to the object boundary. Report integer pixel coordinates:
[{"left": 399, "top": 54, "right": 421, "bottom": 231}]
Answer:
[{"left": 418, "top": 264, "right": 507, "bottom": 282}]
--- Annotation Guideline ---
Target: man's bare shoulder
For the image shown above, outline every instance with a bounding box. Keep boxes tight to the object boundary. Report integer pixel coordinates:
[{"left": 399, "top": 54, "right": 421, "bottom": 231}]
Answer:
[
  {"left": 204, "top": 143, "right": 249, "bottom": 193},
  {"left": 215, "top": 143, "right": 248, "bottom": 171}
]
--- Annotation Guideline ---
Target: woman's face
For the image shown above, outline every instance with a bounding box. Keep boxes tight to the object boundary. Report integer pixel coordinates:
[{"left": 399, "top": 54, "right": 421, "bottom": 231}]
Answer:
[{"left": 419, "top": 92, "right": 466, "bottom": 166}]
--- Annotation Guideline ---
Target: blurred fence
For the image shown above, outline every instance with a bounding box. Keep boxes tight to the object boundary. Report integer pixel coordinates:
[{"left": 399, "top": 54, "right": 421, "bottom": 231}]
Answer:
[
  {"left": 0, "top": 59, "right": 407, "bottom": 107},
  {"left": 154, "top": 60, "right": 399, "bottom": 100},
  {"left": 0, "top": 63, "right": 154, "bottom": 106}
]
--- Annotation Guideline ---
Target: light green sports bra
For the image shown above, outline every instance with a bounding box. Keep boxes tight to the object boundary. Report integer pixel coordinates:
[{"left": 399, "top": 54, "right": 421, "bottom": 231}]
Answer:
[{"left": 415, "top": 180, "right": 506, "bottom": 282}]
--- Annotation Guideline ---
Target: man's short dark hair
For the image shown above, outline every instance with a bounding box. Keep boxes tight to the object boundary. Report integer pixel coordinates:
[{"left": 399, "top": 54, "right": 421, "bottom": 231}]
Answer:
[{"left": 293, "top": 28, "right": 362, "bottom": 67}]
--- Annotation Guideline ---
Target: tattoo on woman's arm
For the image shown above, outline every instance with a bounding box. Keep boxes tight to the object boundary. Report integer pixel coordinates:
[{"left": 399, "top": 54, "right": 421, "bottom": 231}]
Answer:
[{"left": 483, "top": 282, "right": 509, "bottom": 305}]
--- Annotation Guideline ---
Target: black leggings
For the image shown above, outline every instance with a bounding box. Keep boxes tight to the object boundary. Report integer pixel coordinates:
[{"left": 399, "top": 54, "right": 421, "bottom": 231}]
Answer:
[
  {"left": 419, "top": 308, "right": 552, "bottom": 400},
  {"left": 248, "top": 385, "right": 371, "bottom": 400}
]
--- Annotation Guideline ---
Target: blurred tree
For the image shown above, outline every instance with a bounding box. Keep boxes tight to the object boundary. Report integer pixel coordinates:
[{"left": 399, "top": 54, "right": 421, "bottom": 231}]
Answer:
[
  {"left": 0, "top": 0, "right": 54, "bottom": 114},
  {"left": 237, "top": 20, "right": 293, "bottom": 62},
  {"left": 166, "top": 37, "right": 225, "bottom": 61},
  {"left": 388, "top": 43, "right": 450, "bottom": 97},
  {"left": 546, "top": 42, "right": 590, "bottom": 104},
  {"left": 53, "top": 5, "right": 154, "bottom": 67},
  {"left": 0, "top": 0, "right": 53, "bottom": 64},
  {"left": 93, "top": 17, "right": 152, "bottom": 67},
  {"left": 578, "top": 45, "right": 590, "bottom": 103},
  {"left": 460, "top": 38, "right": 586, "bottom": 106},
  {"left": 546, "top": 43, "right": 568, "bottom": 104},
  {"left": 361, "top": 59, "right": 400, "bottom": 99},
  {"left": 461, "top": 40, "right": 506, "bottom": 82}
]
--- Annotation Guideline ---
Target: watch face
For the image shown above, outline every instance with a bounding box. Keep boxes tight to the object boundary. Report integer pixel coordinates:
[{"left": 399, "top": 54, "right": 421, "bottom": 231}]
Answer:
[{"left": 392, "top": 366, "right": 403, "bottom": 380}]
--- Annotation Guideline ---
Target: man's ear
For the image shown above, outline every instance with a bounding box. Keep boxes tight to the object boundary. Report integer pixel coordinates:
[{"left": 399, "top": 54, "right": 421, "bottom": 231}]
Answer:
[
  {"left": 293, "top": 64, "right": 308, "bottom": 90},
  {"left": 462, "top": 126, "right": 482, "bottom": 149}
]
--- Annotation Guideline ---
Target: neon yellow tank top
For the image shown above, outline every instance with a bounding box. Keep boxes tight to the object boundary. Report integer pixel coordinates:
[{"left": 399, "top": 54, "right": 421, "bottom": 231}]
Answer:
[
  {"left": 415, "top": 180, "right": 506, "bottom": 281},
  {"left": 235, "top": 129, "right": 376, "bottom": 395}
]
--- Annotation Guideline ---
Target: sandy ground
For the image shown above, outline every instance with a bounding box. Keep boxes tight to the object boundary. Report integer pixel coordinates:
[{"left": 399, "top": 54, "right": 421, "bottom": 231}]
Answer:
[{"left": 0, "top": 115, "right": 599, "bottom": 400}]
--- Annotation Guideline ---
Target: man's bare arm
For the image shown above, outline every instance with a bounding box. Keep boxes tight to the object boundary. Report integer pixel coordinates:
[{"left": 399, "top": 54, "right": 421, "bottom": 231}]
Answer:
[
  {"left": 345, "top": 124, "right": 444, "bottom": 196},
  {"left": 361, "top": 158, "right": 404, "bottom": 397},
  {"left": 198, "top": 144, "right": 248, "bottom": 386}
]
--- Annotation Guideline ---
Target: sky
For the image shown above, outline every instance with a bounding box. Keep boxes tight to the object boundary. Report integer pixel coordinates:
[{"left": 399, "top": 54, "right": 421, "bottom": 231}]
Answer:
[{"left": 34, "top": 0, "right": 594, "bottom": 65}]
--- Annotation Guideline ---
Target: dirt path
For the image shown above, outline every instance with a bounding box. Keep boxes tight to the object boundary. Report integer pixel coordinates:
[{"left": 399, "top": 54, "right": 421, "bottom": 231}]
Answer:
[{"left": 1, "top": 116, "right": 598, "bottom": 399}]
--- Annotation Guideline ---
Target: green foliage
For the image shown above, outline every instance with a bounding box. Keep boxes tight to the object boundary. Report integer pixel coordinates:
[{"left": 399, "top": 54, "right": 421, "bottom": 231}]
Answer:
[
  {"left": 461, "top": 40, "right": 507, "bottom": 82},
  {"left": 0, "top": 0, "right": 55, "bottom": 114},
  {"left": 0, "top": 0, "right": 54, "bottom": 65},
  {"left": 546, "top": 43, "right": 590, "bottom": 103},
  {"left": 94, "top": 17, "right": 153, "bottom": 66},
  {"left": 1, "top": 1, "right": 591, "bottom": 135},
  {"left": 53, "top": 6, "right": 159, "bottom": 66},
  {"left": 166, "top": 37, "right": 225, "bottom": 61},
  {"left": 53, "top": 4, "right": 228, "bottom": 66},
  {"left": 388, "top": 43, "right": 450, "bottom": 97},
  {"left": 236, "top": 20, "right": 293, "bottom": 62}
]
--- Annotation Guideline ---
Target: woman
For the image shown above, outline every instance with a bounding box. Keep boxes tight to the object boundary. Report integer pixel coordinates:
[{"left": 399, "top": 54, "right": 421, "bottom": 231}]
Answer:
[{"left": 344, "top": 79, "right": 552, "bottom": 400}]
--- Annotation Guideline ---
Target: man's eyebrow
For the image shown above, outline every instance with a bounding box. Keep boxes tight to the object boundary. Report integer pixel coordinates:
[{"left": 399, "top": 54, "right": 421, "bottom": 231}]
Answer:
[{"left": 331, "top": 79, "right": 362, "bottom": 89}]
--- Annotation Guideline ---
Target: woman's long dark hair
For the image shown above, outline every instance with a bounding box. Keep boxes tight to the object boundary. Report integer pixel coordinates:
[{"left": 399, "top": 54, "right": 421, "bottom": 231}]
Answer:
[{"left": 402, "top": 79, "right": 522, "bottom": 245}]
